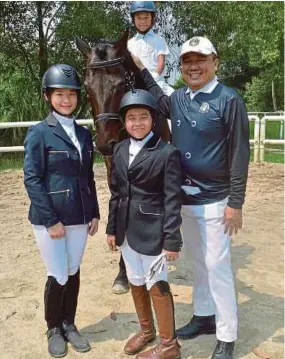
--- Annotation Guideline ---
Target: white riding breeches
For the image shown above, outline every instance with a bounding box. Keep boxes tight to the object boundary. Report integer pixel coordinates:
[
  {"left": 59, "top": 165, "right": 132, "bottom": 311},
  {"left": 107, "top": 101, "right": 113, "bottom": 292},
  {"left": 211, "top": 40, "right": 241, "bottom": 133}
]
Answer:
[
  {"left": 120, "top": 239, "right": 168, "bottom": 290},
  {"left": 32, "top": 224, "right": 88, "bottom": 286},
  {"left": 181, "top": 197, "right": 238, "bottom": 342}
]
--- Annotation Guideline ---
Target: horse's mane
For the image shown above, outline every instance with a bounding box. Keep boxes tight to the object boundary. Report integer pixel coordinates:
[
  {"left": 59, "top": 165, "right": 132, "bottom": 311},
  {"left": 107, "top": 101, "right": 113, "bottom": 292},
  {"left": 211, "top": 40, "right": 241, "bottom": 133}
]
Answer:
[{"left": 123, "top": 49, "right": 146, "bottom": 90}]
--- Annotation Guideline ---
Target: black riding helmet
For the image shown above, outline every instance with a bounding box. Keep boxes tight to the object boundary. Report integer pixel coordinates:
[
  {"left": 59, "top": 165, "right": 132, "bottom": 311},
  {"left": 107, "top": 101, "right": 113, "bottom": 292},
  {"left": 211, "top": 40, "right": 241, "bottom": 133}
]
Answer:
[
  {"left": 42, "top": 64, "right": 81, "bottom": 93},
  {"left": 119, "top": 89, "right": 157, "bottom": 121},
  {"left": 42, "top": 64, "right": 81, "bottom": 116}
]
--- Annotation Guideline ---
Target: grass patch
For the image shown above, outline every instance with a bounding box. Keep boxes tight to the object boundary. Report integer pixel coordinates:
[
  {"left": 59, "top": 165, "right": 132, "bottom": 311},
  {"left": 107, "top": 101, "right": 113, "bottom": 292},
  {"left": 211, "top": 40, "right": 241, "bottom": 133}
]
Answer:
[
  {"left": 264, "top": 151, "right": 284, "bottom": 164},
  {"left": 0, "top": 152, "right": 104, "bottom": 171},
  {"left": 1, "top": 119, "right": 283, "bottom": 170},
  {"left": 0, "top": 153, "right": 25, "bottom": 170},
  {"left": 1, "top": 149, "right": 283, "bottom": 171}
]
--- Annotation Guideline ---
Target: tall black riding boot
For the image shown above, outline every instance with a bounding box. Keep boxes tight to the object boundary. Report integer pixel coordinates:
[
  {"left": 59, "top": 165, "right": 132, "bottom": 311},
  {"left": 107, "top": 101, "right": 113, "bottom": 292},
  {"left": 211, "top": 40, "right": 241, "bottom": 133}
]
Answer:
[
  {"left": 44, "top": 276, "right": 67, "bottom": 358},
  {"left": 62, "top": 269, "right": 91, "bottom": 353},
  {"left": 112, "top": 254, "right": 129, "bottom": 294}
]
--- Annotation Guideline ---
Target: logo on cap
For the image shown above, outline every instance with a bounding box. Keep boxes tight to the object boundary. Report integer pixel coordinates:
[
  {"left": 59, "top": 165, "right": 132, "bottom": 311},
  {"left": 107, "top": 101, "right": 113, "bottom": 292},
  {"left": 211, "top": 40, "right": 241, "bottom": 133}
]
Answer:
[
  {"left": 62, "top": 68, "right": 75, "bottom": 78},
  {"left": 199, "top": 102, "right": 210, "bottom": 113},
  {"left": 189, "top": 37, "right": 200, "bottom": 47}
]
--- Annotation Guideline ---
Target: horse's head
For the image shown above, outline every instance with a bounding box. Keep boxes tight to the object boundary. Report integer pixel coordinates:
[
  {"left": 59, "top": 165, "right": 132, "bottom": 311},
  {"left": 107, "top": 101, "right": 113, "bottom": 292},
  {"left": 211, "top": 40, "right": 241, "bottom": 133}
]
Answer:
[{"left": 75, "top": 30, "right": 132, "bottom": 156}]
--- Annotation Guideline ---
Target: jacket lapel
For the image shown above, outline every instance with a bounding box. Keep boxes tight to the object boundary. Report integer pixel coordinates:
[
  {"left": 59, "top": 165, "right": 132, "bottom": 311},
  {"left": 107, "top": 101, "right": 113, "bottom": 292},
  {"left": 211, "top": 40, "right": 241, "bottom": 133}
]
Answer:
[
  {"left": 129, "top": 134, "right": 161, "bottom": 170},
  {"left": 45, "top": 113, "right": 75, "bottom": 147},
  {"left": 45, "top": 113, "right": 87, "bottom": 149}
]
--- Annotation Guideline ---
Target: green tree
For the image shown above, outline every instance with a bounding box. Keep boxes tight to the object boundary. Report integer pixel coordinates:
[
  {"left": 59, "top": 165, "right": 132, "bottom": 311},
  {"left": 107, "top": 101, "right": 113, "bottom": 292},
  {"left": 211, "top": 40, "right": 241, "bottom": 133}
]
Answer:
[{"left": 0, "top": 1, "right": 128, "bottom": 146}]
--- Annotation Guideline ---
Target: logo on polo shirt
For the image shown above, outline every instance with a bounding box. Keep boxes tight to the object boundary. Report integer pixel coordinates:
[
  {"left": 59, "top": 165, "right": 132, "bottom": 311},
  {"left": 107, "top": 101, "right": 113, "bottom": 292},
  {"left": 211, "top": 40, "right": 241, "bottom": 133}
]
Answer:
[
  {"left": 199, "top": 102, "right": 210, "bottom": 113},
  {"left": 189, "top": 37, "right": 200, "bottom": 46}
]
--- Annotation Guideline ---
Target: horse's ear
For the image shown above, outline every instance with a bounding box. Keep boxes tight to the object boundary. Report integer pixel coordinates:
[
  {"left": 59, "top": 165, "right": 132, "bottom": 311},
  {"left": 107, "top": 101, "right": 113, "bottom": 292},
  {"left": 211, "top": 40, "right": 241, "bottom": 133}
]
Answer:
[
  {"left": 114, "top": 29, "right": 130, "bottom": 55},
  {"left": 74, "top": 36, "right": 91, "bottom": 59}
]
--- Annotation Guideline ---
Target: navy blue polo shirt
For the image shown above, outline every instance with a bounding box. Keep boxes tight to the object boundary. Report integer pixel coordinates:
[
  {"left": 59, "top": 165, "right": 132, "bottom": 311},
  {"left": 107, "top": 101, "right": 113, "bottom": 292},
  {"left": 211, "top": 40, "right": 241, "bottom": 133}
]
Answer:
[{"left": 141, "top": 69, "right": 250, "bottom": 208}]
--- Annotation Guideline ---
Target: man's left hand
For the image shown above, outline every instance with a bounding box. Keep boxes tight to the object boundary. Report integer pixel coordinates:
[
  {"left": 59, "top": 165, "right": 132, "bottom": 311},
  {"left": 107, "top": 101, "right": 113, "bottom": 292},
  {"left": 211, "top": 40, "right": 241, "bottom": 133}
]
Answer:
[
  {"left": 223, "top": 206, "right": 242, "bottom": 235},
  {"left": 163, "top": 250, "right": 179, "bottom": 261},
  {"left": 88, "top": 218, "right": 99, "bottom": 236}
]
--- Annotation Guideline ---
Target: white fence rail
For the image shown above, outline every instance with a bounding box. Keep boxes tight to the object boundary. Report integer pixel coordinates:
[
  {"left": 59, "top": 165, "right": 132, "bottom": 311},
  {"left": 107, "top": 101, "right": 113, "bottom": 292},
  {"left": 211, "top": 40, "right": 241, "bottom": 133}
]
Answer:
[
  {"left": 0, "top": 119, "right": 93, "bottom": 153},
  {"left": 0, "top": 116, "right": 284, "bottom": 162},
  {"left": 259, "top": 115, "right": 285, "bottom": 162}
]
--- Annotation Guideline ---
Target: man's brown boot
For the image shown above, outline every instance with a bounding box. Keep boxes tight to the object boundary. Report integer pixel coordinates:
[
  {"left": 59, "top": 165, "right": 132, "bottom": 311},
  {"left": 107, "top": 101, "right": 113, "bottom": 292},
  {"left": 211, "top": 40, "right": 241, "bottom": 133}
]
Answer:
[
  {"left": 124, "top": 284, "right": 156, "bottom": 355},
  {"left": 136, "top": 281, "right": 181, "bottom": 359}
]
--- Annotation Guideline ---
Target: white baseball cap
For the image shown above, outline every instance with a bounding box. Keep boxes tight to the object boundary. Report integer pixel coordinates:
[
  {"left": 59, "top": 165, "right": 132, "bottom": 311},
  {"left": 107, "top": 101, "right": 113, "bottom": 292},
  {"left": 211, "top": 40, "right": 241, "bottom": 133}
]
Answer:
[{"left": 180, "top": 36, "right": 217, "bottom": 58}]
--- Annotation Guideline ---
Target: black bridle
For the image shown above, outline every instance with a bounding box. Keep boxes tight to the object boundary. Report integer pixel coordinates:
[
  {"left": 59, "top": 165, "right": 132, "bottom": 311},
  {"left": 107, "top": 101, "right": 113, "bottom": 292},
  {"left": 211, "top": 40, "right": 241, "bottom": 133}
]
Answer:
[
  {"left": 84, "top": 56, "right": 125, "bottom": 69},
  {"left": 85, "top": 56, "right": 135, "bottom": 154},
  {"left": 85, "top": 56, "right": 135, "bottom": 124}
]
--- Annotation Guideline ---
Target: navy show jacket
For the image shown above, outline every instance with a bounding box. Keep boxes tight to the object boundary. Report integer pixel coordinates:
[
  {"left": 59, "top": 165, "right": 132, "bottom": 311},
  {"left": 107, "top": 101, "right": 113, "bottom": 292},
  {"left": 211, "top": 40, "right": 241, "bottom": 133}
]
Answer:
[{"left": 24, "top": 113, "right": 100, "bottom": 228}]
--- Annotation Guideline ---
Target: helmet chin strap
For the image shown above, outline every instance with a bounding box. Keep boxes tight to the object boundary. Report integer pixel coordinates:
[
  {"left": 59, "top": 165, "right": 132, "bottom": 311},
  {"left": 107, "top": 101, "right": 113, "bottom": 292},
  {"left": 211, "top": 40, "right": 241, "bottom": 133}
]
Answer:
[{"left": 129, "top": 130, "right": 152, "bottom": 141}]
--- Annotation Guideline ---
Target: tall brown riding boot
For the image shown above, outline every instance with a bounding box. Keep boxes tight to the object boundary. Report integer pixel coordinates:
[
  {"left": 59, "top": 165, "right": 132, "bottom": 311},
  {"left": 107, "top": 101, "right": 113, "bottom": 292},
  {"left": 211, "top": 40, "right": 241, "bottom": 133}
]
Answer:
[
  {"left": 136, "top": 281, "right": 181, "bottom": 359},
  {"left": 124, "top": 284, "right": 156, "bottom": 355}
]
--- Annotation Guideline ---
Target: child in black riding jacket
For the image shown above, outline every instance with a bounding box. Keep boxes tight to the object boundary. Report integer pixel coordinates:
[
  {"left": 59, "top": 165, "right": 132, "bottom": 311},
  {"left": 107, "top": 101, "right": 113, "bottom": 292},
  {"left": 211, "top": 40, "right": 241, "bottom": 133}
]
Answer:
[
  {"left": 106, "top": 89, "right": 182, "bottom": 359},
  {"left": 24, "top": 64, "right": 100, "bottom": 358}
]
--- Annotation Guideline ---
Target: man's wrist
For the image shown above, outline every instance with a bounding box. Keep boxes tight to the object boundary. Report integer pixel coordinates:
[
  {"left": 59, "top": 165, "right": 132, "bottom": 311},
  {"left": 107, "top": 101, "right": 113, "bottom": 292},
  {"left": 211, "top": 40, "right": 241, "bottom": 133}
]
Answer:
[{"left": 227, "top": 201, "right": 243, "bottom": 209}]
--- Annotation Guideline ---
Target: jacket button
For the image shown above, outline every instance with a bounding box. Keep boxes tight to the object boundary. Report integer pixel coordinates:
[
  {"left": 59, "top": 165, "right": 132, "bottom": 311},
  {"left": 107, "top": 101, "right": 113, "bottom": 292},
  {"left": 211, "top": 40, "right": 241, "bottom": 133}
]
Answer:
[
  {"left": 185, "top": 152, "right": 191, "bottom": 159},
  {"left": 191, "top": 121, "right": 196, "bottom": 127}
]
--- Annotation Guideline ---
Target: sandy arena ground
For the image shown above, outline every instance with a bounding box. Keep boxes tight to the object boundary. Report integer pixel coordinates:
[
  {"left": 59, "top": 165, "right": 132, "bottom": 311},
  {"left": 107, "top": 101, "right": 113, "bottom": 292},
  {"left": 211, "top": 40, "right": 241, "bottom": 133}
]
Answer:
[{"left": 0, "top": 163, "right": 283, "bottom": 359}]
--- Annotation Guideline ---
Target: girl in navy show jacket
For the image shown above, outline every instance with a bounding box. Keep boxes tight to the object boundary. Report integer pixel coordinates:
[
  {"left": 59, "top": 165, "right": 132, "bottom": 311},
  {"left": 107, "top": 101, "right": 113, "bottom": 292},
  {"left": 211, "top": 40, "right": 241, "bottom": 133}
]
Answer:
[{"left": 24, "top": 64, "right": 100, "bottom": 358}]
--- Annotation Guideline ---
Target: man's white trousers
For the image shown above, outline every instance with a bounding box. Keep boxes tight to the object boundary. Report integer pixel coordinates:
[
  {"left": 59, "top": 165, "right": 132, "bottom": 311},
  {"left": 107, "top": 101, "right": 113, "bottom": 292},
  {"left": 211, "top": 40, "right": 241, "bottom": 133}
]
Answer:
[{"left": 181, "top": 198, "right": 237, "bottom": 342}]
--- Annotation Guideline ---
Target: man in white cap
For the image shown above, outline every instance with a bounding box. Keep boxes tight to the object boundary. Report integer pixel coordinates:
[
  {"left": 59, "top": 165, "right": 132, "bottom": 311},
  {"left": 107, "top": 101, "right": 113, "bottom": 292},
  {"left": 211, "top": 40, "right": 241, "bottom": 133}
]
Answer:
[{"left": 131, "top": 36, "right": 250, "bottom": 359}]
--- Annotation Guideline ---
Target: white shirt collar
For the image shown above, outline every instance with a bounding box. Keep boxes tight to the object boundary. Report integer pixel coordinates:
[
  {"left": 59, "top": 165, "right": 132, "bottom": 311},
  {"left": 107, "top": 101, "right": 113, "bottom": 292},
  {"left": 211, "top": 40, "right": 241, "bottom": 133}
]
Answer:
[
  {"left": 130, "top": 131, "right": 154, "bottom": 148},
  {"left": 135, "top": 29, "right": 154, "bottom": 39},
  {"left": 185, "top": 76, "right": 219, "bottom": 99},
  {"left": 53, "top": 111, "right": 75, "bottom": 127}
]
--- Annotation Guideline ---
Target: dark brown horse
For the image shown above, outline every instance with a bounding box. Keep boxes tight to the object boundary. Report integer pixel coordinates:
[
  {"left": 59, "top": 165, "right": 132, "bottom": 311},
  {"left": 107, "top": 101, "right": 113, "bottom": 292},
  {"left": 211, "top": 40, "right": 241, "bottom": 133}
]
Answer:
[
  {"left": 75, "top": 29, "right": 170, "bottom": 294},
  {"left": 75, "top": 29, "right": 170, "bottom": 186}
]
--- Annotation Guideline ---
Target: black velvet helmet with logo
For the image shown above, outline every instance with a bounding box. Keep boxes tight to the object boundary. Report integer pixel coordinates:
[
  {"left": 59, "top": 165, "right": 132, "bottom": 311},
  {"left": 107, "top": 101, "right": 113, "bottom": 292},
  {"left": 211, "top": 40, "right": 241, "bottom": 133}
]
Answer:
[{"left": 41, "top": 64, "right": 81, "bottom": 93}]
